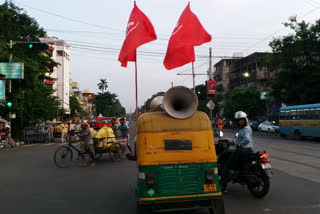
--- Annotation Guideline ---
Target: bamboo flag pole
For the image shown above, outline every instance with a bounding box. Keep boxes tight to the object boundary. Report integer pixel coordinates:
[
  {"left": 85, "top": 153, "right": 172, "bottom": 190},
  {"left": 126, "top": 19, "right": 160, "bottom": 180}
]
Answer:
[
  {"left": 135, "top": 59, "right": 138, "bottom": 118},
  {"left": 192, "top": 62, "right": 195, "bottom": 92}
]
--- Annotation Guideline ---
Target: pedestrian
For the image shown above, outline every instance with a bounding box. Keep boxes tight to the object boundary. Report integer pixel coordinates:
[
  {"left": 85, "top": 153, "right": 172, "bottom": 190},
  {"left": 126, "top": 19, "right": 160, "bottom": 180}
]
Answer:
[
  {"left": 218, "top": 117, "right": 223, "bottom": 132},
  {"left": 79, "top": 121, "right": 95, "bottom": 167},
  {"left": 61, "top": 121, "right": 68, "bottom": 143},
  {"left": 110, "top": 117, "right": 119, "bottom": 139},
  {"left": 118, "top": 118, "right": 134, "bottom": 157}
]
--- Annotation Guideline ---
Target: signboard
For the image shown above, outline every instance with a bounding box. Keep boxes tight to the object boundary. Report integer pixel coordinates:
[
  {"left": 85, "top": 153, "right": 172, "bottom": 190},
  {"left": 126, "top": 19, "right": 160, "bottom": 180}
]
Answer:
[
  {"left": 206, "top": 100, "right": 215, "bottom": 110},
  {"left": 206, "top": 80, "right": 217, "bottom": 94},
  {"left": 0, "top": 62, "right": 24, "bottom": 79},
  {"left": 260, "top": 91, "right": 272, "bottom": 100},
  {"left": 0, "top": 80, "right": 5, "bottom": 101}
]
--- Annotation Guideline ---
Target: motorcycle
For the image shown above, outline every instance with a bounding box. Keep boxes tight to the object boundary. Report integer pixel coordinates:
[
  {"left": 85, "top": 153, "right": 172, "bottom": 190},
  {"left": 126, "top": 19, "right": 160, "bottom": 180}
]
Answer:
[
  {"left": 0, "top": 130, "right": 15, "bottom": 148},
  {"left": 215, "top": 135, "right": 272, "bottom": 198}
]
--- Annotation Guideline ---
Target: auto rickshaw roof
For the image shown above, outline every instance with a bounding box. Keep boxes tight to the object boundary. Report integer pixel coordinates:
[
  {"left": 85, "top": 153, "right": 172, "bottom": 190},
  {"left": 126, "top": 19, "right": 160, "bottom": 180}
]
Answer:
[{"left": 136, "top": 111, "right": 212, "bottom": 134}]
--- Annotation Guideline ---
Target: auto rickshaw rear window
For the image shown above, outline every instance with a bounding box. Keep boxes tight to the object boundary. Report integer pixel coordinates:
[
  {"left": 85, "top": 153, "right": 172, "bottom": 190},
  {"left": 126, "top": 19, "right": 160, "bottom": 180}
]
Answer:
[{"left": 164, "top": 140, "right": 192, "bottom": 151}]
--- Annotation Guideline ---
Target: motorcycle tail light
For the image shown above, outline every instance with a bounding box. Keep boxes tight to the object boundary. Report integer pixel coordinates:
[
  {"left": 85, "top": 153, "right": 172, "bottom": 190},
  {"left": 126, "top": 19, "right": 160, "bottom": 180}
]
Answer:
[
  {"left": 260, "top": 153, "right": 269, "bottom": 159},
  {"left": 206, "top": 169, "right": 213, "bottom": 184},
  {"left": 146, "top": 173, "right": 154, "bottom": 188}
]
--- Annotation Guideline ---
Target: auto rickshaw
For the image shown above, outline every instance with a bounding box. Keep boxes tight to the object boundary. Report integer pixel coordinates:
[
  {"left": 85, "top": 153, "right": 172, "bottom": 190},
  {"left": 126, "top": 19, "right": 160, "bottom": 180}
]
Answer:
[{"left": 132, "top": 86, "right": 225, "bottom": 214}]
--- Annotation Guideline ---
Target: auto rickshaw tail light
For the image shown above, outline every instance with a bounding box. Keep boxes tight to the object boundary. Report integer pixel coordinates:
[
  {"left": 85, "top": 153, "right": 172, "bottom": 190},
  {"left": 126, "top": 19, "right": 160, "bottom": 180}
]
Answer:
[
  {"left": 206, "top": 169, "right": 213, "bottom": 184},
  {"left": 260, "top": 153, "right": 269, "bottom": 159},
  {"left": 147, "top": 173, "right": 154, "bottom": 188}
]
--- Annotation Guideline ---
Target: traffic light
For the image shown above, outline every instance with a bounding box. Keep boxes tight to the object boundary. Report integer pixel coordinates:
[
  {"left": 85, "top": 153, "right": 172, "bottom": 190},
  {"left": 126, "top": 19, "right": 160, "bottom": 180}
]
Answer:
[
  {"left": 29, "top": 44, "right": 33, "bottom": 48},
  {"left": 6, "top": 101, "right": 12, "bottom": 108},
  {"left": 91, "top": 114, "right": 94, "bottom": 118}
]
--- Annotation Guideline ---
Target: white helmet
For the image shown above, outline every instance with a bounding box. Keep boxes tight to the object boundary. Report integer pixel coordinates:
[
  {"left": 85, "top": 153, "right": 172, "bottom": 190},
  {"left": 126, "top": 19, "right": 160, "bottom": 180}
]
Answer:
[{"left": 234, "top": 111, "right": 248, "bottom": 121}]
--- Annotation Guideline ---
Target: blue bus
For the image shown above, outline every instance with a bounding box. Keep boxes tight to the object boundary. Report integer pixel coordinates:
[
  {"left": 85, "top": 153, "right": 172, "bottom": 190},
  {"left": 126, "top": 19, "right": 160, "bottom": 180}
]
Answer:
[{"left": 279, "top": 104, "right": 320, "bottom": 139}]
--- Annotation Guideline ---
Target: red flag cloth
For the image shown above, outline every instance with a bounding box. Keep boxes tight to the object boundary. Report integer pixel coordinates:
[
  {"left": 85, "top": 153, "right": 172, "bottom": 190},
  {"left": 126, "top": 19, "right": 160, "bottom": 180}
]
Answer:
[
  {"left": 118, "top": 3, "right": 157, "bottom": 67},
  {"left": 164, "top": 3, "right": 212, "bottom": 70}
]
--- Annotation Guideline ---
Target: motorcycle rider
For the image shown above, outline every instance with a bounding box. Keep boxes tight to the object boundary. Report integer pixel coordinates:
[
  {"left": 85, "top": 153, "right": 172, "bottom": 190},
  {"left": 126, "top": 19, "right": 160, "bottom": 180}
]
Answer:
[{"left": 221, "top": 111, "right": 253, "bottom": 193}]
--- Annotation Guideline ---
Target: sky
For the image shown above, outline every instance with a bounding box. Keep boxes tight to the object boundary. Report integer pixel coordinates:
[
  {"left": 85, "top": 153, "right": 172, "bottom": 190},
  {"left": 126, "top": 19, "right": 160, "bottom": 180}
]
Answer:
[{"left": 4, "top": 0, "right": 320, "bottom": 113}]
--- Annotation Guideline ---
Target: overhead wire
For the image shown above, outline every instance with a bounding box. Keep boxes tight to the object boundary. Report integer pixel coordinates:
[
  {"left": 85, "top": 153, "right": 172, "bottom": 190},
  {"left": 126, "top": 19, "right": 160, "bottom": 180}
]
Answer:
[
  {"left": 240, "top": 3, "right": 320, "bottom": 53},
  {"left": 12, "top": 0, "right": 123, "bottom": 32}
]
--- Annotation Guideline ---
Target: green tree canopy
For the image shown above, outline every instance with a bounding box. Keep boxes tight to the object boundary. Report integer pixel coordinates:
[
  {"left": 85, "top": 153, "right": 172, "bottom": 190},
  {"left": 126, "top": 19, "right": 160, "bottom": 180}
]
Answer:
[
  {"left": 223, "top": 88, "right": 265, "bottom": 120},
  {"left": 95, "top": 91, "right": 125, "bottom": 117},
  {"left": 268, "top": 17, "right": 320, "bottom": 105},
  {"left": 0, "top": 2, "right": 63, "bottom": 137}
]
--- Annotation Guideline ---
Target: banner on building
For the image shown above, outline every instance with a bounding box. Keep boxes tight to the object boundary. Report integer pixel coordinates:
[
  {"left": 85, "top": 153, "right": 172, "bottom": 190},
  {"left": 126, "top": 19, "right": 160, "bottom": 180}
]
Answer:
[
  {"left": 0, "top": 62, "right": 24, "bottom": 79},
  {"left": 206, "top": 80, "right": 217, "bottom": 94},
  {"left": 260, "top": 91, "right": 272, "bottom": 100},
  {"left": 0, "top": 80, "right": 5, "bottom": 101}
]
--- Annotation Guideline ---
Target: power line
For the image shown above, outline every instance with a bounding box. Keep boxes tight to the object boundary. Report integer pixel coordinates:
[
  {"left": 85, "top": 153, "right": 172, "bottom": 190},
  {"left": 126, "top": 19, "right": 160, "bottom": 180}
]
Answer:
[
  {"left": 240, "top": 4, "right": 320, "bottom": 53},
  {"left": 12, "top": 0, "right": 123, "bottom": 32}
]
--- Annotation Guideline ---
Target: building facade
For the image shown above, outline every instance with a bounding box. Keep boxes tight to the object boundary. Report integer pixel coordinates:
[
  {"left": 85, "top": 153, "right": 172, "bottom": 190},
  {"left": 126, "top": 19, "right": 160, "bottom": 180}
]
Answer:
[
  {"left": 213, "top": 58, "right": 241, "bottom": 95},
  {"left": 228, "top": 52, "right": 268, "bottom": 91},
  {"left": 40, "top": 37, "right": 71, "bottom": 114}
]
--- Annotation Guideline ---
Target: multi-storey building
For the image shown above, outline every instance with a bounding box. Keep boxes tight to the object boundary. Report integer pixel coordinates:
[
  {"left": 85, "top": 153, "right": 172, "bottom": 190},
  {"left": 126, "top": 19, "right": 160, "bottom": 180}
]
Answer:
[{"left": 40, "top": 37, "right": 71, "bottom": 114}]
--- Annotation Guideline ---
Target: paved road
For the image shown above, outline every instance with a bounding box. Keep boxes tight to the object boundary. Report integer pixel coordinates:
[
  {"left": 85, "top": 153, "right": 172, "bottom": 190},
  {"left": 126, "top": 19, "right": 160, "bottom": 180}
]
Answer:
[{"left": 0, "top": 124, "right": 319, "bottom": 214}]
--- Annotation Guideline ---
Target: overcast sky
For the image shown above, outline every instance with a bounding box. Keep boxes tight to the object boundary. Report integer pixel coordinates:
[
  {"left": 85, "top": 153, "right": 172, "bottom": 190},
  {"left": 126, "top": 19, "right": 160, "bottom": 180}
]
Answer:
[{"left": 5, "top": 0, "right": 320, "bottom": 113}]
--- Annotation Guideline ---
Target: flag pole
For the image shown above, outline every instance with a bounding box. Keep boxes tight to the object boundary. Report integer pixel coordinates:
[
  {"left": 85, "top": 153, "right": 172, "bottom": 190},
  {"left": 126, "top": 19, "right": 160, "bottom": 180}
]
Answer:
[
  {"left": 192, "top": 61, "right": 195, "bottom": 92},
  {"left": 135, "top": 59, "right": 138, "bottom": 119}
]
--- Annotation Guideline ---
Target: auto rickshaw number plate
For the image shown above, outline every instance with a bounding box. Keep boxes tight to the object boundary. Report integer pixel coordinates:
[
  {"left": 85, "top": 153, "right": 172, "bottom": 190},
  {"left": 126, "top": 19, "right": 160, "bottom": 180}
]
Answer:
[{"left": 203, "top": 184, "right": 217, "bottom": 192}]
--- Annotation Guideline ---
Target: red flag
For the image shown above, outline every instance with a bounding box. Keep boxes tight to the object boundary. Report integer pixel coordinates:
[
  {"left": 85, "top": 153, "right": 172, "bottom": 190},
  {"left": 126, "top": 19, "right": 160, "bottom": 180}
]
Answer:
[
  {"left": 118, "top": 2, "right": 157, "bottom": 67},
  {"left": 164, "top": 3, "right": 212, "bottom": 70}
]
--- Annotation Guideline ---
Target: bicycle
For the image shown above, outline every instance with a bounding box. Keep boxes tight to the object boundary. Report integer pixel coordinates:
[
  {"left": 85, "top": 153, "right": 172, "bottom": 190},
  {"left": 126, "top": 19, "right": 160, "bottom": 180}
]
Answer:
[
  {"left": 108, "top": 137, "right": 129, "bottom": 162},
  {"left": 54, "top": 132, "right": 95, "bottom": 168}
]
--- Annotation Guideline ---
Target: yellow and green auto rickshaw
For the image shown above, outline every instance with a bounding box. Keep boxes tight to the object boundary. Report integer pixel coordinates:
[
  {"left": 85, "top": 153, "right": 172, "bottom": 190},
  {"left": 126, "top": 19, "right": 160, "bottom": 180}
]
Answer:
[{"left": 131, "top": 86, "right": 225, "bottom": 214}]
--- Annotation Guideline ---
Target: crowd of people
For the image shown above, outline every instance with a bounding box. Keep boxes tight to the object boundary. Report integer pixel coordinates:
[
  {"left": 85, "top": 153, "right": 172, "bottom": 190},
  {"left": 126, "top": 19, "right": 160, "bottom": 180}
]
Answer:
[{"left": 58, "top": 117, "right": 132, "bottom": 167}]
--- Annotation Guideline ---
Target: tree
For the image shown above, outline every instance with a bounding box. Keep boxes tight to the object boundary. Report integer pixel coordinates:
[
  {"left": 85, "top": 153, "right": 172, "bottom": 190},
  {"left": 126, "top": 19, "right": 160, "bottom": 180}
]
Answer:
[
  {"left": 268, "top": 17, "right": 320, "bottom": 105},
  {"left": 95, "top": 91, "right": 125, "bottom": 117},
  {"left": 0, "top": 2, "right": 62, "bottom": 138},
  {"left": 195, "top": 84, "right": 224, "bottom": 118},
  {"left": 223, "top": 88, "right": 265, "bottom": 120},
  {"left": 97, "top": 79, "right": 108, "bottom": 93}
]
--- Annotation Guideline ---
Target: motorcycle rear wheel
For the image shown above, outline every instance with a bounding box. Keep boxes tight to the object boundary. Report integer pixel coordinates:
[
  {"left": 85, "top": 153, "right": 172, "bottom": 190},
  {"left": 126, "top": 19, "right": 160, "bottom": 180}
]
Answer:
[{"left": 247, "top": 173, "right": 270, "bottom": 198}]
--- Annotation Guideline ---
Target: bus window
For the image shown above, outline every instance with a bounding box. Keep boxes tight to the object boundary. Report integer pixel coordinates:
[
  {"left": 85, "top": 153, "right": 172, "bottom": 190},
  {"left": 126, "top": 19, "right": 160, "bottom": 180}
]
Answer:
[
  {"left": 291, "top": 110, "right": 297, "bottom": 120},
  {"left": 297, "top": 110, "right": 305, "bottom": 120},
  {"left": 305, "top": 109, "right": 314, "bottom": 120},
  {"left": 280, "top": 111, "right": 285, "bottom": 120},
  {"left": 316, "top": 108, "right": 320, "bottom": 120},
  {"left": 285, "top": 111, "right": 291, "bottom": 120}
]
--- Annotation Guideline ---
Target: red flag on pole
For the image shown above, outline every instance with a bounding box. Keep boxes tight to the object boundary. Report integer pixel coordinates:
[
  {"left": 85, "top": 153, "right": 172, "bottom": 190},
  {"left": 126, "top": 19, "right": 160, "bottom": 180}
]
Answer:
[
  {"left": 118, "top": 2, "right": 157, "bottom": 67},
  {"left": 163, "top": 3, "right": 212, "bottom": 70}
]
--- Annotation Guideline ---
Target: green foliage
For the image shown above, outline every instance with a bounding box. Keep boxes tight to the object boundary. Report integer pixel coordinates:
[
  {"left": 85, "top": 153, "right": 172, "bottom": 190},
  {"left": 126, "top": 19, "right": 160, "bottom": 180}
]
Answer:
[
  {"left": 223, "top": 88, "right": 265, "bottom": 119},
  {"left": 95, "top": 91, "right": 126, "bottom": 117},
  {"left": 97, "top": 78, "right": 108, "bottom": 93},
  {"left": 69, "top": 95, "right": 88, "bottom": 119},
  {"left": 268, "top": 17, "right": 320, "bottom": 105},
  {"left": 0, "top": 2, "right": 63, "bottom": 137}
]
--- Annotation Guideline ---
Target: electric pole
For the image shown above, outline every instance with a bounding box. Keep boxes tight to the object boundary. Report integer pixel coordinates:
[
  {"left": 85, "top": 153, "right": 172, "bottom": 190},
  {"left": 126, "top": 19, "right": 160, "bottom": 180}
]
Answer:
[{"left": 209, "top": 47, "right": 212, "bottom": 80}]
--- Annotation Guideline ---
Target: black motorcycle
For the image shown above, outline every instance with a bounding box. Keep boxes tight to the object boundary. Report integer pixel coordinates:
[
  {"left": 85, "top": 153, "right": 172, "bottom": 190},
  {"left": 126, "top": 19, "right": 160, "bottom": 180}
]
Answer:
[{"left": 215, "top": 137, "right": 272, "bottom": 198}]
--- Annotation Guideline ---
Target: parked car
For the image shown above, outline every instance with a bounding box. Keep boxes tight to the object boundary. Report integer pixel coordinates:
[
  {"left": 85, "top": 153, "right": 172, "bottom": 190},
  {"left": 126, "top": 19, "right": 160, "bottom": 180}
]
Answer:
[
  {"left": 88, "top": 118, "right": 97, "bottom": 128},
  {"left": 258, "top": 121, "right": 279, "bottom": 133},
  {"left": 248, "top": 120, "right": 259, "bottom": 131}
]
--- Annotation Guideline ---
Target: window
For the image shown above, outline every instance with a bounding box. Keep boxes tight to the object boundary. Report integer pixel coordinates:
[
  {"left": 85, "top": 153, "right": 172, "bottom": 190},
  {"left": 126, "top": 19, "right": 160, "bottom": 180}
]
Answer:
[
  {"left": 101, "top": 119, "right": 111, "bottom": 124},
  {"left": 291, "top": 110, "right": 297, "bottom": 120},
  {"left": 57, "top": 50, "right": 63, "bottom": 56},
  {"left": 164, "top": 140, "right": 192, "bottom": 151},
  {"left": 297, "top": 109, "right": 305, "bottom": 120},
  {"left": 280, "top": 111, "right": 286, "bottom": 120}
]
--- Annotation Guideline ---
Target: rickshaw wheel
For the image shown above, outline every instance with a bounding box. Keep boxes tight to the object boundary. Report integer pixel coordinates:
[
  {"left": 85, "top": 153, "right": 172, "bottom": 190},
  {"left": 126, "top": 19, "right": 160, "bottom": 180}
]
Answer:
[
  {"left": 109, "top": 143, "right": 122, "bottom": 162},
  {"left": 95, "top": 150, "right": 103, "bottom": 160},
  {"left": 54, "top": 145, "right": 73, "bottom": 168}
]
